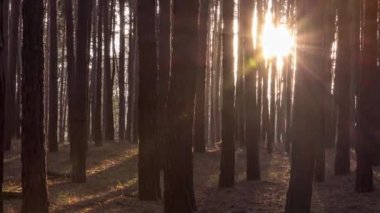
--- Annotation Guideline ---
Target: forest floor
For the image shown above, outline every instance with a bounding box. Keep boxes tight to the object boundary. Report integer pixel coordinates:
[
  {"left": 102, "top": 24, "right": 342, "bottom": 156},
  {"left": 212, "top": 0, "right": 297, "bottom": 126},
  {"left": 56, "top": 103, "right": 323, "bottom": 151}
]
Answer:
[{"left": 4, "top": 141, "right": 380, "bottom": 212}]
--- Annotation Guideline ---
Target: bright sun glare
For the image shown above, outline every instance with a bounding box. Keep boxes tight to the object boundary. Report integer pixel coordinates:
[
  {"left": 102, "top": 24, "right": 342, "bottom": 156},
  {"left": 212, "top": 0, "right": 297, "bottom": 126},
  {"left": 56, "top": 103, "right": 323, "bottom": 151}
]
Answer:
[{"left": 261, "top": 12, "right": 293, "bottom": 59}]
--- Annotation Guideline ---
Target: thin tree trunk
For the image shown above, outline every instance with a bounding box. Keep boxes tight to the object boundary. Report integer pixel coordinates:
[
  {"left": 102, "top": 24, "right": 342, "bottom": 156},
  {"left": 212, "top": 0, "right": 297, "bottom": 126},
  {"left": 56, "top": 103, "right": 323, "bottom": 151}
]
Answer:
[
  {"left": 102, "top": 0, "right": 115, "bottom": 141},
  {"left": 94, "top": 0, "right": 103, "bottom": 146},
  {"left": 118, "top": 0, "right": 126, "bottom": 141},
  {"left": 48, "top": 0, "right": 59, "bottom": 152},
  {"left": 0, "top": 0, "right": 6, "bottom": 209}
]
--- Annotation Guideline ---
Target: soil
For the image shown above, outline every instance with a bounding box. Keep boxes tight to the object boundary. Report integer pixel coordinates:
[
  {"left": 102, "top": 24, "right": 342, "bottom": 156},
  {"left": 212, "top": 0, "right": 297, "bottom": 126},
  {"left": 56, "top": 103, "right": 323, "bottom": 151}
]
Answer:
[{"left": 4, "top": 141, "right": 380, "bottom": 212}]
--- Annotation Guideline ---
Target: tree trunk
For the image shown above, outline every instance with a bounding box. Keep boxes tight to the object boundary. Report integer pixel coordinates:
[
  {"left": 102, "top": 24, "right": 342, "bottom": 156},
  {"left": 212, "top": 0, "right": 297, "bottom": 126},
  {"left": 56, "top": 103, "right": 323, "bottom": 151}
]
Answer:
[
  {"left": 164, "top": 0, "right": 198, "bottom": 211},
  {"left": 102, "top": 0, "right": 115, "bottom": 141},
  {"left": 356, "top": 0, "right": 377, "bottom": 193},
  {"left": 21, "top": 0, "right": 49, "bottom": 211},
  {"left": 137, "top": 0, "right": 161, "bottom": 201},
  {"left": 93, "top": 0, "right": 103, "bottom": 146},
  {"left": 118, "top": 0, "right": 126, "bottom": 141},
  {"left": 193, "top": 0, "right": 209, "bottom": 153},
  {"left": 2, "top": 0, "right": 9, "bottom": 151},
  {"left": 70, "top": 0, "right": 91, "bottom": 183},
  {"left": 219, "top": 0, "right": 235, "bottom": 188},
  {"left": 0, "top": 0, "right": 6, "bottom": 209},
  {"left": 65, "top": 0, "right": 76, "bottom": 158},
  {"left": 48, "top": 0, "right": 59, "bottom": 152},
  {"left": 285, "top": 1, "right": 325, "bottom": 212},
  {"left": 241, "top": 0, "right": 260, "bottom": 181}
]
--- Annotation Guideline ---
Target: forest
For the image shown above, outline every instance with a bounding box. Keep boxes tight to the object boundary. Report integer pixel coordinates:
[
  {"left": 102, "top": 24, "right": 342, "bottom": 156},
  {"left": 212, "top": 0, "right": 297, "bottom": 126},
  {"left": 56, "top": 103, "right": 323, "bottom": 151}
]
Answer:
[{"left": 1, "top": 0, "right": 380, "bottom": 212}]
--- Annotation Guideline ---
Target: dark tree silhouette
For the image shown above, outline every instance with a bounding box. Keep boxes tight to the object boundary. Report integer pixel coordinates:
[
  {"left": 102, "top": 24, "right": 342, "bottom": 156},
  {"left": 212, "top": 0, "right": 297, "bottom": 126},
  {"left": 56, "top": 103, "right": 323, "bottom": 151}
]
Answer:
[
  {"left": 164, "top": 0, "right": 198, "bottom": 211},
  {"left": 70, "top": 0, "right": 91, "bottom": 183},
  {"left": 0, "top": 0, "right": 6, "bottom": 210},
  {"left": 334, "top": 0, "right": 353, "bottom": 176},
  {"left": 65, "top": 0, "right": 76, "bottom": 157},
  {"left": 356, "top": 0, "right": 377, "bottom": 193},
  {"left": 48, "top": 0, "right": 59, "bottom": 152},
  {"left": 241, "top": 0, "right": 260, "bottom": 181},
  {"left": 219, "top": 0, "right": 235, "bottom": 188},
  {"left": 137, "top": 0, "right": 161, "bottom": 201},
  {"left": 94, "top": 0, "right": 103, "bottom": 146},
  {"left": 285, "top": 1, "right": 325, "bottom": 212},
  {"left": 21, "top": 0, "right": 49, "bottom": 211},
  {"left": 102, "top": 0, "right": 115, "bottom": 141},
  {"left": 193, "top": 0, "right": 209, "bottom": 153},
  {"left": 118, "top": 0, "right": 126, "bottom": 141}
]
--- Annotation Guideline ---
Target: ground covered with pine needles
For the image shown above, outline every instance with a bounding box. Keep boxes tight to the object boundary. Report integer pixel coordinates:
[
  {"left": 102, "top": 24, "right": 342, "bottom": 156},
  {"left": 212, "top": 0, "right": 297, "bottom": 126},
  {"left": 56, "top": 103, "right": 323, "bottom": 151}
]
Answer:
[{"left": 4, "top": 141, "right": 380, "bottom": 212}]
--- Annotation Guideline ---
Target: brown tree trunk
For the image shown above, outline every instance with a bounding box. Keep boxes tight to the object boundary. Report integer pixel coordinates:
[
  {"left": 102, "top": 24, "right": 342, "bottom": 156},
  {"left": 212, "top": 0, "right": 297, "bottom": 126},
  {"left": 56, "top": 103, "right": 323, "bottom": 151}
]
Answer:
[
  {"left": 118, "top": 0, "right": 126, "bottom": 141},
  {"left": 242, "top": 0, "right": 260, "bottom": 181},
  {"left": 93, "top": 0, "right": 103, "bottom": 146},
  {"left": 0, "top": 0, "right": 6, "bottom": 209},
  {"left": 70, "top": 0, "right": 91, "bottom": 183},
  {"left": 285, "top": 1, "right": 325, "bottom": 212},
  {"left": 164, "top": 0, "right": 198, "bottom": 211},
  {"left": 65, "top": 0, "right": 76, "bottom": 158},
  {"left": 48, "top": 0, "right": 59, "bottom": 152},
  {"left": 193, "top": 0, "right": 209, "bottom": 153},
  {"left": 21, "top": 0, "right": 49, "bottom": 211},
  {"left": 137, "top": 0, "right": 161, "bottom": 201},
  {"left": 356, "top": 0, "right": 377, "bottom": 193},
  {"left": 219, "top": 0, "right": 235, "bottom": 188},
  {"left": 102, "top": 0, "right": 115, "bottom": 141}
]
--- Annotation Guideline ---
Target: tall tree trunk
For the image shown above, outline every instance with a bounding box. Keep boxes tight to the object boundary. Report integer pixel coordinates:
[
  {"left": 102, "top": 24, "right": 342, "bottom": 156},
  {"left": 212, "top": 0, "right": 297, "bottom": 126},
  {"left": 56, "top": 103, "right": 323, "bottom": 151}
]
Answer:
[
  {"left": 48, "top": 0, "right": 59, "bottom": 152},
  {"left": 285, "top": 1, "right": 325, "bottom": 212},
  {"left": 219, "top": 0, "right": 235, "bottom": 188},
  {"left": 65, "top": 0, "right": 76, "bottom": 158},
  {"left": 21, "top": 0, "right": 49, "bottom": 211},
  {"left": 70, "top": 0, "right": 91, "bottom": 183},
  {"left": 157, "top": 0, "right": 171, "bottom": 169},
  {"left": 242, "top": 0, "right": 260, "bottom": 181},
  {"left": 356, "top": 0, "right": 377, "bottom": 193},
  {"left": 334, "top": 0, "right": 354, "bottom": 175},
  {"left": 94, "top": 0, "right": 103, "bottom": 146},
  {"left": 164, "top": 0, "right": 198, "bottom": 211},
  {"left": 193, "top": 0, "right": 209, "bottom": 153},
  {"left": 102, "top": 0, "right": 115, "bottom": 141},
  {"left": 137, "top": 0, "right": 161, "bottom": 201},
  {"left": 118, "top": 0, "right": 126, "bottom": 141},
  {"left": 4, "top": 0, "right": 20, "bottom": 152},
  {"left": 0, "top": 0, "right": 6, "bottom": 209},
  {"left": 126, "top": 0, "right": 136, "bottom": 143},
  {"left": 2, "top": 0, "right": 9, "bottom": 151}
]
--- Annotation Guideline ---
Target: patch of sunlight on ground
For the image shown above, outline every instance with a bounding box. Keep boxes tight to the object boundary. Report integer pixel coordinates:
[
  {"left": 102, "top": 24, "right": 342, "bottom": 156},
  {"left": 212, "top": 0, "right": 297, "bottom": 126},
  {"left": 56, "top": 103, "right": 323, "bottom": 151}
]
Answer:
[{"left": 87, "top": 148, "right": 137, "bottom": 176}]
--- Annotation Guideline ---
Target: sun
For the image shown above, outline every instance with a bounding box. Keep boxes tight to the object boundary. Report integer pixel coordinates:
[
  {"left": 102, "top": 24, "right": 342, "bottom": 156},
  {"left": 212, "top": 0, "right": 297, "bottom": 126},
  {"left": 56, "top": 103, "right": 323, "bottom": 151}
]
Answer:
[{"left": 261, "top": 19, "right": 293, "bottom": 59}]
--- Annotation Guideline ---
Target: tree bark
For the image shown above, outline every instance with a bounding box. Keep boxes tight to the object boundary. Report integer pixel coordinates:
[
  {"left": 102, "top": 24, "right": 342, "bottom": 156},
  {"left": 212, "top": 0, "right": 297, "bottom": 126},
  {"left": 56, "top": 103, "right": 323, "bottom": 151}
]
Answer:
[
  {"left": 118, "top": 0, "right": 126, "bottom": 141},
  {"left": 102, "top": 0, "right": 115, "bottom": 141},
  {"left": 48, "top": 0, "right": 59, "bottom": 152},
  {"left": 219, "top": 0, "right": 235, "bottom": 188},
  {"left": 70, "top": 0, "right": 91, "bottom": 183},
  {"left": 356, "top": 0, "right": 377, "bottom": 193},
  {"left": 193, "top": 0, "right": 209, "bottom": 153},
  {"left": 164, "top": 0, "right": 198, "bottom": 211},
  {"left": 0, "top": 0, "right": 6, "bottom": 209},
  {"left": 21, "top": 0, "right": 49, "bottom": 211},
  {"left": 137, "top": 0, "right": 161, "bottom": 201},
  {"left": 285, "top": 1, "right": 325, "bottom": 212}
]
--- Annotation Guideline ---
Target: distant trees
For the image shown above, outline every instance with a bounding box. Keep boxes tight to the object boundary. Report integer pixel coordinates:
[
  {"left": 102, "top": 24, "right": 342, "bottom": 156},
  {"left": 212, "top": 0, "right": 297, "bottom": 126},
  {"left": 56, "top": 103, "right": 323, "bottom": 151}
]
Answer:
[{"left": 21, "top": 0, "right": 49, "bottom": 211}]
